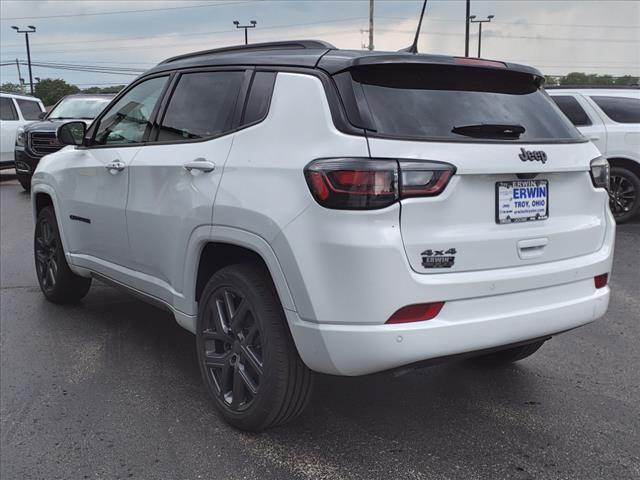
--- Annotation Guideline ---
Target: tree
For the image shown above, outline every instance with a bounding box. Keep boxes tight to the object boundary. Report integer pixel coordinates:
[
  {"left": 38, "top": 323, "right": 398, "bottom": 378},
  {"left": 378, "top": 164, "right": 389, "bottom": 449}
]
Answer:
[
  {"left": 557, "top": 72, "right": 638, "bottom": 87},
  {"left": 614, "top": 75, "right": 640, "bottom": 86},
  {"left": 81, "top": 85, "right": 125, "bottom": 94},
  {"left": 34, "top": 78, "right": 80, "bottom": 106},
  {"left": 1, "top": 82, "right": 23, "bottom": 94}
]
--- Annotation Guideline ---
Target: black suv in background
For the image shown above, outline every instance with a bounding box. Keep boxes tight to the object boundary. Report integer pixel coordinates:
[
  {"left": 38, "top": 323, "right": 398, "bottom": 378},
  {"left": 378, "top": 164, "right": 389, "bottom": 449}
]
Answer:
[{"left": 14, "top": 93, "right": 114, "bottom": 191}]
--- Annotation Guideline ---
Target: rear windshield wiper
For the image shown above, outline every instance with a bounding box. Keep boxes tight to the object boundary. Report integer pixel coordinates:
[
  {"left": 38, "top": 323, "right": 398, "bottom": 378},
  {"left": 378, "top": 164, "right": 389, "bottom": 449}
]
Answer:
[{"left": 451, "top": 123, "right": 525, "bottom": 139}]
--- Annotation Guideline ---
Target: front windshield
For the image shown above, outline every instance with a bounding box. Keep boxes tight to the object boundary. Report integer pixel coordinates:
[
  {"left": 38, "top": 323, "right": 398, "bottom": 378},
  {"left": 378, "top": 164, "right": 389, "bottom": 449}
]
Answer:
[{"left": 48, "top": 97, "right": 111, "bottom": 120}]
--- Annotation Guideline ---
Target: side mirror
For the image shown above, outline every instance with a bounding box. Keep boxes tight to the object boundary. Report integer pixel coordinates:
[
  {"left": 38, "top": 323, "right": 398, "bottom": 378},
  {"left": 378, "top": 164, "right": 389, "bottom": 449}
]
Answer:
[
  {"left": 38, "top": 111, "right": 46, "bottom": 120},
  {"left": 57, "top": 121, "right": 86, "bottom": 146}
]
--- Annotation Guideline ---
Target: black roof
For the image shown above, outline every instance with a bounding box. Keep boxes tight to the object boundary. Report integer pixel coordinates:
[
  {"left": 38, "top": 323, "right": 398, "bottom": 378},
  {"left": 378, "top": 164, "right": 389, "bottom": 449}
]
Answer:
[{"left": 145, "top": 40, "right": 543, "bottom": 78}]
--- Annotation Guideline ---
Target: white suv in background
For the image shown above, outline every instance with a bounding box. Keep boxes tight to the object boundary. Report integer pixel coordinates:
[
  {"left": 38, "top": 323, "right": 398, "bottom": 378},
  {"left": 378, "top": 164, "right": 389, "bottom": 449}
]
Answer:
[
  {"left": 31, "top": 41, "right": 615, "bottom": 431},
  {"left": 549, "top": 88, "right": 640, "bottom": 222},
  {"left": 0, "top": 92, "right": 45, "bottom": 169}
]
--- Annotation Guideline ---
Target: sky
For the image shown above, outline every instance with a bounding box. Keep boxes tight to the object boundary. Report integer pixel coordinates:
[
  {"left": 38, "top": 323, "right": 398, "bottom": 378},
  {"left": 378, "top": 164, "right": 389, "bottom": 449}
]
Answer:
[{"left": 1, "top": 0, "right": 638, "bottom": 88}]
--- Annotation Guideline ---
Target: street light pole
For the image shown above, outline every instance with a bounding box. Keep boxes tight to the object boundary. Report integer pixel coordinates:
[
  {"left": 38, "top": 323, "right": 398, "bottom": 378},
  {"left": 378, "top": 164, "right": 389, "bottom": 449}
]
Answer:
[
  {"left": 11, "top": 25, "right": 36, "bottom": 95},
  {"left": 233, "top": 20, "right": 257, "bottom": 45},
  {"left": 464, "top": 0, "right": 470, "bottom": 57},
  {"left": 368, "top": 0, "right": 374, "bottom": 51},
  {"left": 469, "top": 15, "right": 494, "bottom": 58}
]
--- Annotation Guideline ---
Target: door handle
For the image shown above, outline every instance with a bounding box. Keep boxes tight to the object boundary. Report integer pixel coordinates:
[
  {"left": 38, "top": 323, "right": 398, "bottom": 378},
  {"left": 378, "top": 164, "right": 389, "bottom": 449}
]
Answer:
[
  {"left": 184, "top": 158, "right": 215, "bottom": 173},
  {"left": 106, "top": 160, "right": 125, "bottom": 174}
]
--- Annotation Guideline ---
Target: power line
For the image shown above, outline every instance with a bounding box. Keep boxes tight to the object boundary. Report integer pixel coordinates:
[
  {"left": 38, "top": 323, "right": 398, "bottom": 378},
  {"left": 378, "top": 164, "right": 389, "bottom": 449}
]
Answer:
[
  {"left": 1, "top": 1, "right": 254, "bottom": 21},
  {"left": 0, "top": 24, "right": 364, "bottom": 56},
  {"left": 376, "top": 27, "right": 639, "bottom": 44},
  {"left": 0, "top": 16, "right": 367, "bottom": 50},
  {"left": 2, "top": 62, "right": 143, "bottom": 76},
  {"left": 379, "top": 15, "right": 640, "bottom": 30},
  {"left": 27, "top": 61, "right": 145, "bottom": 72}
]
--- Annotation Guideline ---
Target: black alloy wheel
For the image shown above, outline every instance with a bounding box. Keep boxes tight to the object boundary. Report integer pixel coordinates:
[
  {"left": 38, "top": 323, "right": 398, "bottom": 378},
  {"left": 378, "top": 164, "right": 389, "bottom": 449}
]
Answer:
[
  {"left": 200, "top": 286, "right": 263, "bottom": 412},
  {"left": 609, "top": 167, "right": 640, "bottom": 223},
  {"left": 197, "top": 264, "right": 313, "bottom": 431},
  {"left": 35, "top": 215, "right": 60, "bottom": 294},
  {"left": 34, "top": 206, "right": 92, "bottom": 303}
]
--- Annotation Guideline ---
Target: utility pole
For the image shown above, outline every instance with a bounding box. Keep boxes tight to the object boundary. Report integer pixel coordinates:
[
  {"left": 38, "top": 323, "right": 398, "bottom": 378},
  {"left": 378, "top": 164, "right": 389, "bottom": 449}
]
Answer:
[
  {"left": 233, "top": 20, "right": 257, "bottom": 45},
  {"left": 15, "top": 58, "right": 25, "bottom": 94},
  {"left": 464, "top": 0, "right": 470, "bottom": 57},
  {"left": 11, "top": 25, "right": 36, "bottom": 94},
  {"left": 368, "top": 0, "right": 374, "bottom": 51},
  {"left": 469, "top": 15, "right": 494, "bottom": 58}
]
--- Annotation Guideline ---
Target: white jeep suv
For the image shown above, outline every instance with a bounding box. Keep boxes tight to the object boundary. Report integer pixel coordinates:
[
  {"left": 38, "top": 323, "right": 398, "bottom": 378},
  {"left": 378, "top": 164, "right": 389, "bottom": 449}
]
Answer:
[
  {"left": 31, "top": 41, "right": 615, "bottom": 431},
  {"left": 549, "top": 88, "right": 640, "bottom": 222}
]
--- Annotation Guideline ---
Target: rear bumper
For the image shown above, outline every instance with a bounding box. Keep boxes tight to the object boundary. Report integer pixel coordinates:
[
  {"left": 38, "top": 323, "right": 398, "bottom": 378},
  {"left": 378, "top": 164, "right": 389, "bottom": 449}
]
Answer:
[{"left": 288, "top": 280, "right": 610, "bottom": 375}]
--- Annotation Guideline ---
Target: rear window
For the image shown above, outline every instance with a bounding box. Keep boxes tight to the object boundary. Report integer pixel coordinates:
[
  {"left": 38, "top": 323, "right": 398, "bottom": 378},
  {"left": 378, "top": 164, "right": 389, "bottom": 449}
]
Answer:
[
  {"left": 591, "top": 96, "right": 640, "bottom": 124},
  {"left": 158, "top": 71, "right": 243, "bottom": 141},
  {"left": 16, "top": 99, "right": 43, "bottom": 120},
  {"left": 551, "top": 95, "right": 592, "bottom": 127},
  {"left": 0, "top": 97, "right": 18, "bottom": 120},
  {"left": 335, "top": 64, "right": 582, "bottom": 142}
]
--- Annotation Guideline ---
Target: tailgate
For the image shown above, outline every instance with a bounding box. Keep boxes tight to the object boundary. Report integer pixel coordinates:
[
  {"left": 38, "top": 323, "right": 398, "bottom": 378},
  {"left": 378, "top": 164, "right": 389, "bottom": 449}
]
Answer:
[{"left": 369, "top": 139, "right": 606, "bottom": 273}]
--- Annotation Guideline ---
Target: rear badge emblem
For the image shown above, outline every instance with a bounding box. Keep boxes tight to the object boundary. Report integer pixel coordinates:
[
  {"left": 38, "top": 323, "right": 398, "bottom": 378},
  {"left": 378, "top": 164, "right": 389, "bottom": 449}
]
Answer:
[
  {"left": 421, "top": 248, "right": 456, "bottom": 269},
  {"left": 519, "top": 148, "right": 547, "bottom": 164}
]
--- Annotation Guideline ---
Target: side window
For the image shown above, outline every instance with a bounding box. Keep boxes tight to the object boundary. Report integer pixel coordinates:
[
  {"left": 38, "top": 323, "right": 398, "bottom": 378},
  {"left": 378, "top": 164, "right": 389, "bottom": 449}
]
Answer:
[
  {"left": 157, "top": 71, "right": 244, "bottom": 141},
  {"left": 0, "top": 98, "right": 18, "bottom": 121},
  {"left": 242, "top": 71, "right": 277, "bottom": 125},
  {"left": 551, "top": 95, "right": 592, "bottom": 127},
  {"left": 591, "top": 96, "right": 640, "bottom": 124},
  {"left": 93, "top": 76, "right": 168, "bottom": 146},
  {"left": 16, "top": 99, "right": 43, "bottom": 120}
]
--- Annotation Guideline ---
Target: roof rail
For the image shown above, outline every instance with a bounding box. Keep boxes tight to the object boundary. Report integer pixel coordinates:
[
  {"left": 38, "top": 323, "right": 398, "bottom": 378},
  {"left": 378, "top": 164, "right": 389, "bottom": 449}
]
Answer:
[
  {"left": 546, "top": 85, "right": 639, "bottom": 89},
  {"left": 159, "top": 40, "right": 336, "bottom": 65}
]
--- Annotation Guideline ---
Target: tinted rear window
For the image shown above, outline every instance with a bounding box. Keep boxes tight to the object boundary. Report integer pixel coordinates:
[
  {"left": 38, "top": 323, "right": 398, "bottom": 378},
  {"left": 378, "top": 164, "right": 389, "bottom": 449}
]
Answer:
[
  {"left": 551, "top": 95, "right": 592, "bottom": 127},
  {"left": 591, "top": 96, "right": 640, "bottom": 124},
  {"left": 336, "top": 64, "right": 582, "bottom": 142},
  {"left": 0, "top": 97, "right": 18, "bottom": 120},
  {"left": 242, "top": 71, "right": 276, "bottom": 125},
  {"left": 158, "top": 71, "right": 243, "bottom": 141},
  {"left": 16, "top": 99, "right": 43, "bottom": 120}
]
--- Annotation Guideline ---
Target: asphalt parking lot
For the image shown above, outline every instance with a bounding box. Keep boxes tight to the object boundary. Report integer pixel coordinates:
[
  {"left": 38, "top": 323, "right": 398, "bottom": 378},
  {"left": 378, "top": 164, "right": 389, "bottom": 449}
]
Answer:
[{"left": 1, "top": 170, "right": 638, "bottom": 480}]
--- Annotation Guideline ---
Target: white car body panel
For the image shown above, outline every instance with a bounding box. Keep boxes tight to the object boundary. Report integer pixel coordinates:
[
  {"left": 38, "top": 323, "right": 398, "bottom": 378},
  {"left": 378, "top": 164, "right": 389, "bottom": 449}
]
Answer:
[
  {"left": 32, "top": 71, "right": 616, "bottom": 376},
  {"left": 0, "top": 93, "right": 45, "bottom": 164},
  {"left": 549, "top": 89, "right": 640, "bottom": 164}
]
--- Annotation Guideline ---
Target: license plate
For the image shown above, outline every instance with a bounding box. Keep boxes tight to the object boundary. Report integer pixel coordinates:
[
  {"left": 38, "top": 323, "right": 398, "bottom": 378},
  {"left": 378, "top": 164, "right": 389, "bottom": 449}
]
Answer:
[{"left": 496, "top": 180, "right": 549, "bottom": 224}]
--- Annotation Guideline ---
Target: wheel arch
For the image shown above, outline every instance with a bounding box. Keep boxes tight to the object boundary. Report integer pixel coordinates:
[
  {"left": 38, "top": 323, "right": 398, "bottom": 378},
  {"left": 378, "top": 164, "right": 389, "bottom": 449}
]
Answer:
[
  {"left": 33, "top": 190, "right": 54, "bottom": 219},
  {"left": 188, "top": 227, "right": 297, "bottom": 317},
  {"left": 607, "top": 157, "right": 640, "bottom": 179},
  {"left": 30, "top": 184, "right": 79, "bottom": 276}
]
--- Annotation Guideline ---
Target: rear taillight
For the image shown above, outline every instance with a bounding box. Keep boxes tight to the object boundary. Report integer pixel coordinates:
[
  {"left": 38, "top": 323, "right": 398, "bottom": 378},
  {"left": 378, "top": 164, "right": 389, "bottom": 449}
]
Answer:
[
  {"left": 594, "top": 273, "right": 609, "bottom": 289},
  {"left": 590, "top": 157, "right": 609, "bottom": 190},
  {"left": 386, "top": 302, "right": 445, "bottom": 324},
  {"left": 399, "top": 161, "right": 454, "bottom": 198},
  {"left": 304, "top": 158, "right": 454, "bottom": 210}
]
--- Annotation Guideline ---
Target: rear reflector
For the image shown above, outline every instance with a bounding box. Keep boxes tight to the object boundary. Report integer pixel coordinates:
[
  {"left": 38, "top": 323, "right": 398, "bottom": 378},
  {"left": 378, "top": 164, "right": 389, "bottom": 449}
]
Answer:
[
  {"left": 386, "top": 302, "right": 445, "bottom": 324},
  {"left": 594, "top": 273, "right": 609, "bottom": 289}
]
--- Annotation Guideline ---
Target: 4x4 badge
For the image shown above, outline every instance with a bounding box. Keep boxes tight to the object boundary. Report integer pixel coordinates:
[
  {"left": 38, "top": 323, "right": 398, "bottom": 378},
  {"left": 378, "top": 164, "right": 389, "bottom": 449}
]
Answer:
[
  {"left": 519, "top": 148, "right": 547, "bottom": 164},
  {"left": 421, "top": 248, "right": 456, "bottom": 269}
]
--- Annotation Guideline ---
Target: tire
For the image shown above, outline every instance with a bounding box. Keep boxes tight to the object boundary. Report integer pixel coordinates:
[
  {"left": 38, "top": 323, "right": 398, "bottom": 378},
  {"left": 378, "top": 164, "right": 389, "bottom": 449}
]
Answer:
[
  {"left": 196, "top": 263, "right": 313, "bottom": 431},
  {"left": 16, "top": 171, "right": 31, "bottom": 192},
  {"left": 34, "top": 206, "right": 92, "bottom": 304},
  {"left": 609, "top": 166, "right": 640, "bottom": 223},
  {"left": 472, "top": 340, "right": 546, "bottom": 366}
]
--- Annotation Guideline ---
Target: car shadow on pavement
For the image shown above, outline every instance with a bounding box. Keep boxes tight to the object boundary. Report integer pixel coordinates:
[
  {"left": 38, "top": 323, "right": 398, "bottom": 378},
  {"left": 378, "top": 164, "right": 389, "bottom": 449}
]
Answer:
[{"left": 45, "top": 284, "right": 550, "bottom": 477}]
